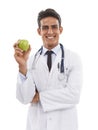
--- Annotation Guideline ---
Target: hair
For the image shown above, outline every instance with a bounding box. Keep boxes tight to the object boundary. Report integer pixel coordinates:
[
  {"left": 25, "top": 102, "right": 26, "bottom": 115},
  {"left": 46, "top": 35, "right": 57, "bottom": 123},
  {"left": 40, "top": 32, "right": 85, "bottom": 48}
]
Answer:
[{"left": 37, "top": 8, "right": 61, "bottom": 28}]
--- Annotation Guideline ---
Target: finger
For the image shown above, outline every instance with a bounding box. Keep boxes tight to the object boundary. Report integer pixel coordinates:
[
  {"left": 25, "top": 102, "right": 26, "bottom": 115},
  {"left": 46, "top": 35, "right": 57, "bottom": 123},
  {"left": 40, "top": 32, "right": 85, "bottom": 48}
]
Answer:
[
  {"left": 13, "top": 43, "right": 18, "bottom": 49},
  {"left": 13, "top": 42, "right": 23, "bottom": 52},
  {"left": 13, "top": 43, "right": 24, "bottom": 53},
  {"left": 14, "top": 53, "right": 21, "bottom": 58},
  {"left": 14, "top": 50, "right": 24, "bottom": 57},
  {"left": 26, "top": 45, "right": 32, "bottom": 52},
  {"left": 15, "top": 47, "right": 24, "bottom": 52}
]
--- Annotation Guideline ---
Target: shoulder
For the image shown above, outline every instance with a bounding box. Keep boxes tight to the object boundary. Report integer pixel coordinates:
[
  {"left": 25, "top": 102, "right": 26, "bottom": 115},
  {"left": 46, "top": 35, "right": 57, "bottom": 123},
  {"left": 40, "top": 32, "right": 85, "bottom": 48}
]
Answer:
[
  {"left": 64, "top": 48, "right": 82, "bottom": 67},
  {"left": 64, "top": 47, "right": 81, "bottom": 58}
]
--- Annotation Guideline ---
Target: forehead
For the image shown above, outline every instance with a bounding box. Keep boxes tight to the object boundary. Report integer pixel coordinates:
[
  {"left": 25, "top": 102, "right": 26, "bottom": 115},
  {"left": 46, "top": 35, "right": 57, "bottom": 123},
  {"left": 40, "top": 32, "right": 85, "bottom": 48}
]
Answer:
[{"left": 40, "top": 17, "right": 59, "bottom": 26}]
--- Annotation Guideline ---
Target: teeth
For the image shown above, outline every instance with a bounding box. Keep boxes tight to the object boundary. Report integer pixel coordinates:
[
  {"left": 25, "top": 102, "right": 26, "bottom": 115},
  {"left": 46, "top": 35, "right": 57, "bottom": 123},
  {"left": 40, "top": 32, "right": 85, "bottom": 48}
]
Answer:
[{"left": 47, "top": 36, "right": 54, "bottom": 39}]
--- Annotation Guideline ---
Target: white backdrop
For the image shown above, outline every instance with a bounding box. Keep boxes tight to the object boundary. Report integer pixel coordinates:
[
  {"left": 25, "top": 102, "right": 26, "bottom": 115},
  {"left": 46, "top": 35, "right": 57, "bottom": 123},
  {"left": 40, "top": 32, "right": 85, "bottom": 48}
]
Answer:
[{"left": 0, "top": 0, "right": 98, "bottom": 130}]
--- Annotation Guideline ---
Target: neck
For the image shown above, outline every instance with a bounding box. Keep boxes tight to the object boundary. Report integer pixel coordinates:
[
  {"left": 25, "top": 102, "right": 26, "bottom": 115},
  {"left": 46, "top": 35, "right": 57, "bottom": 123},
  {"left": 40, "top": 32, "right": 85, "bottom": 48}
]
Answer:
[{"left": 44, "top": 43, "right": 59, "bottom": 50}]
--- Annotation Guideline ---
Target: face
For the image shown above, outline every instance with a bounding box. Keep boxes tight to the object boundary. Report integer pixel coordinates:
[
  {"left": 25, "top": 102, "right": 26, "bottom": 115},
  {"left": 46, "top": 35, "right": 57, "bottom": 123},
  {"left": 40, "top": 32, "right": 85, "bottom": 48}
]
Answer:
[{"left": 37, "top": 17, "right": 63, "bottom": 50}]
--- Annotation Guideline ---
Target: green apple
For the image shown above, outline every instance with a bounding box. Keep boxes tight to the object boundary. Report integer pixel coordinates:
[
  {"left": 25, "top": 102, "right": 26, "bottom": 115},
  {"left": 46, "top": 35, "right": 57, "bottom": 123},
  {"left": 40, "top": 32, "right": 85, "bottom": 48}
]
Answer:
[{"left": 18, "top": 39, "right": 29, "bottom": 51}]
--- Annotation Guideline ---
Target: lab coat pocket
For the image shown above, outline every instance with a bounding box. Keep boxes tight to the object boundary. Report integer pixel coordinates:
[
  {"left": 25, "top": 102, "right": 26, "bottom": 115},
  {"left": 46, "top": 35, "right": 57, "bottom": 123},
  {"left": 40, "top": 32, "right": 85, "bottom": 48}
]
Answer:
[
  {"left": 57, "top": 66, "right": 70, "bottom": 88},
  {"left": 58, "top": 66, "right": 69, "bottom": 81}
]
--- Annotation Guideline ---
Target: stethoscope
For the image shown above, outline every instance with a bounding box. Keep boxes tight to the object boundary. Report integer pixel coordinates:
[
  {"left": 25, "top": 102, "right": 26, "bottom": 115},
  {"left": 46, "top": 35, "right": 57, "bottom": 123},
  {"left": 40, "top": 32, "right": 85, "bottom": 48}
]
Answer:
[{"left": 32, "top": 43, "right": 68, "bottom": 80}]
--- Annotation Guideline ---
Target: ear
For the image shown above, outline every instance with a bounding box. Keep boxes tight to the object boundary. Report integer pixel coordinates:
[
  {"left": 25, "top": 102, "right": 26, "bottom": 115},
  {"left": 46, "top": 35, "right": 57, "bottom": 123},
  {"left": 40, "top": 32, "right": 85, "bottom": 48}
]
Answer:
[
  {"left": 59, "top": 26, "right": 63, "bottom": 34},
  {"left": 37, "top": 28, "right": 41, "bottom": 35}
]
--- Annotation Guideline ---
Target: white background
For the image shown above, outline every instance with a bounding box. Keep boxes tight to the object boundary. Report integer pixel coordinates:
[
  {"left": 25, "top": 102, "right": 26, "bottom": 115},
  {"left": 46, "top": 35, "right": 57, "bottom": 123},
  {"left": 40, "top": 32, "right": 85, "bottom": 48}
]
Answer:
[{"left": 0, "top": 0, "right": 98, "bottom": 130}]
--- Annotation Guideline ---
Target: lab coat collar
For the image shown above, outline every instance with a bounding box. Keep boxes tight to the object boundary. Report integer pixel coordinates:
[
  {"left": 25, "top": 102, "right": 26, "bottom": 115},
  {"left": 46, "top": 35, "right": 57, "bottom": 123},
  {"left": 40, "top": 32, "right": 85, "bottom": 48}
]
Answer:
[{"left": 42, "top": 44, "right": 60, "bottom": 56}]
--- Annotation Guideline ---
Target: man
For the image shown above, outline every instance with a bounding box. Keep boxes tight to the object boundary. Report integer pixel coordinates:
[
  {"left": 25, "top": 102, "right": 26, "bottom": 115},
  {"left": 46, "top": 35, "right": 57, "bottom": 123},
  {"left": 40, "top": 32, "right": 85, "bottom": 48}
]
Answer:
[{"left": 14, "top": 8, "right": 82, "bottom": 130}]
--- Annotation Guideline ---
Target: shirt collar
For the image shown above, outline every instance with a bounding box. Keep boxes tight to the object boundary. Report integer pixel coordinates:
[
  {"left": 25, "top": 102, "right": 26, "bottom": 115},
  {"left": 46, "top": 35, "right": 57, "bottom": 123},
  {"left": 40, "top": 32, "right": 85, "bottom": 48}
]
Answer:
[{"left": 42, "top": 44, "right": 60, "bottom": 56}]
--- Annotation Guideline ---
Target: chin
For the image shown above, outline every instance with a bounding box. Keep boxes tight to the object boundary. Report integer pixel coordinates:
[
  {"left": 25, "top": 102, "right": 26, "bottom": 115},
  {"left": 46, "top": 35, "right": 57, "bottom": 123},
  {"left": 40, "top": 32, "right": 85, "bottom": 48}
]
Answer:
[{"left": 47, "top": 43, "right": 57, "bottom": 49}]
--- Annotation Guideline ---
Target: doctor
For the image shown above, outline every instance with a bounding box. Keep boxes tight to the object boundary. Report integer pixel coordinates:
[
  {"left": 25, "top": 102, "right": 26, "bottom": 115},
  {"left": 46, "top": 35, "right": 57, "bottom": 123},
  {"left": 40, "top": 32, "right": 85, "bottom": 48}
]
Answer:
[{"left": 13, "top": 8, "right": 82, "bottom": 130}]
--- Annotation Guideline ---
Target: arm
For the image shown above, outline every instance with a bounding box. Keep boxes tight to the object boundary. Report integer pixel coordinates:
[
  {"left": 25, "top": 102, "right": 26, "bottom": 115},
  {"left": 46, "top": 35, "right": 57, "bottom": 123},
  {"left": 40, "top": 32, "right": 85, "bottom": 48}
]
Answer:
[
  {"left": 16, "top": 70, "right": 36, "bottom": 104},
  {"left": 40, "top": 53, "right": 83, "bottom": 112},
  {"left": 14, "top": 41, "right": 36, "bottom": 104}
]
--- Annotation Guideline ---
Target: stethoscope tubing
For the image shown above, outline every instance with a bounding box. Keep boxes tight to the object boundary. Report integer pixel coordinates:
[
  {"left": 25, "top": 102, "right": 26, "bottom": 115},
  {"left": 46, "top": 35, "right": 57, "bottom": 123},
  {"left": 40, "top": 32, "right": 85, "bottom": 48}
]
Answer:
[{"left": 33, "top": 43, "right": 65, "bottom": 73}]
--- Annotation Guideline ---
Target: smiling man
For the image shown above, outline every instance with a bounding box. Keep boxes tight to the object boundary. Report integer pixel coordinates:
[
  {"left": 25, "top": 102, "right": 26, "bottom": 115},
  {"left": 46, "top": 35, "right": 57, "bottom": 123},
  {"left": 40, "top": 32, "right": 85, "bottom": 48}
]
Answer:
[{"left": 13, "top": 8, "right": 82, "bottom": 130}]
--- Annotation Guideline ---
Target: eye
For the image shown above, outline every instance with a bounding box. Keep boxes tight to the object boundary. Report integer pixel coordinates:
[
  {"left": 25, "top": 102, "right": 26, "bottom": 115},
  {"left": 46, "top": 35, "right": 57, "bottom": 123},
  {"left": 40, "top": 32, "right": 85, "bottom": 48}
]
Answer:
[
  {"left": 51, "top": 25, "right": 59, "bottom": 29},
  {"left": 41, "top": 26, "right": 49, "bottom": 30}
]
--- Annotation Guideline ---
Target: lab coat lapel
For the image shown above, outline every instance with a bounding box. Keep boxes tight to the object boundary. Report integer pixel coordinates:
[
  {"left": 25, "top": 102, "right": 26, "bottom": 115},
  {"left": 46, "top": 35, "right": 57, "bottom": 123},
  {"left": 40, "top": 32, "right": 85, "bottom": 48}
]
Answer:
[{"left": 37, "top": 54, "right": 48, "bottom": 71}]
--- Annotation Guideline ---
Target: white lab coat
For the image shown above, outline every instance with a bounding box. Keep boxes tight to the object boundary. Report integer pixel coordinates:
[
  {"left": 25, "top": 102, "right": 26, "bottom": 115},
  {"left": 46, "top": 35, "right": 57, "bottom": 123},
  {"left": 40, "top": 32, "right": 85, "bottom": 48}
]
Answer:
[{"left": 16, "top": 47, "right": 82, "bottom": 130}]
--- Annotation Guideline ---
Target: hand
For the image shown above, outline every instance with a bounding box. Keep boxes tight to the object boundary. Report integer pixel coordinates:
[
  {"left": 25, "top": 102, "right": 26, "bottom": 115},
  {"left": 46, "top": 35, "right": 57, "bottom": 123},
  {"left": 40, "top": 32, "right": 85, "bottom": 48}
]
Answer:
[
  {"left": 13, "top": 40, "right": 31, "bottom": 75},
  {"left": 31, "top": 92, "right": 39, "bottom": 103}
]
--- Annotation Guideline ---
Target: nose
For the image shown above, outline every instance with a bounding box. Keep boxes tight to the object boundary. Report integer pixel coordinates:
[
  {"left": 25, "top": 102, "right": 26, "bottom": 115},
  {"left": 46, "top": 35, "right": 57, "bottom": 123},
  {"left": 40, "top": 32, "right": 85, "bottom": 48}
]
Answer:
[{"left": 47, "top": 27, "right": 53, "bottom": 34}]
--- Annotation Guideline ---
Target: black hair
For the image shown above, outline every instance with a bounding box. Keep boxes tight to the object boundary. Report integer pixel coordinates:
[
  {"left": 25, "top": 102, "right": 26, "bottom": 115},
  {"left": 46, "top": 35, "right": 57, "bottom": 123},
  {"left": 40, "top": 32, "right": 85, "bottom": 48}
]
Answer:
[{"left": 37, "top": 8, "right": 61, "bottom": 28}]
